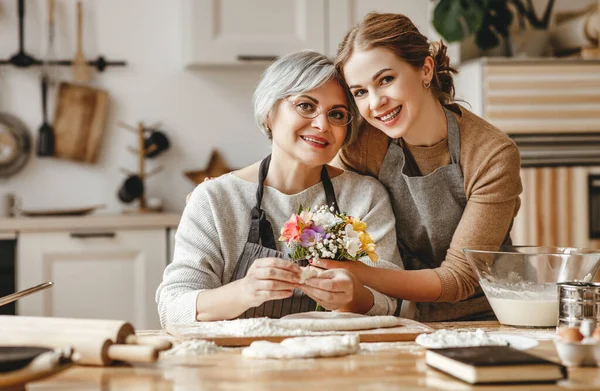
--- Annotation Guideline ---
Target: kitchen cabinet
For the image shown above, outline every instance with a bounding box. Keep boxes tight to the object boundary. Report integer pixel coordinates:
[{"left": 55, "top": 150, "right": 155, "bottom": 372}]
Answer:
[
  {"left": 182, "top": 0, "right": 326, "bottom": 66},
  {"left": 455, "top": 58, "right": 600, "bottom": 134},
  {"left": 182, "top": 0, "right": 432, "bottom": 66},
  {"left": 16, "top": 228, "right": 168, "bottom": 330}
]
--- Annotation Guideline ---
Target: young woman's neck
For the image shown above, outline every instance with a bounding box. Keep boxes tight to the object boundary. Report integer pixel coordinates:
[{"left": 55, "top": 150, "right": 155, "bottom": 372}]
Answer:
[
  {"left": 402, "top": 96, "right": 447, "bottom": 147},
  {"left": 265, "top": 149, "right": 323, "bottom": 195}
]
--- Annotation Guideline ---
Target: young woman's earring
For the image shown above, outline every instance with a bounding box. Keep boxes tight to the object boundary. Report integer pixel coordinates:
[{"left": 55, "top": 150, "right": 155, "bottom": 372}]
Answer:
[{"left": 423, "top": 80, "right": 431, "bottom": 89}]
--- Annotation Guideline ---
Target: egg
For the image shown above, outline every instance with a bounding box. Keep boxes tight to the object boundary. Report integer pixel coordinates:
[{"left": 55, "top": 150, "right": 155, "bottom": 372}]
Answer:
[
  {"left": 558, "top": 327, "right": 584, "bottom": 343},
  {"left": 592, "top": 327, "right": 600, "bottom": 342}
]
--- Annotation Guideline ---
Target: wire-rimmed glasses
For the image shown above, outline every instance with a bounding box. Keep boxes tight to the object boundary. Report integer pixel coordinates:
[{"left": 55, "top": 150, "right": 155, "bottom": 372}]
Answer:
[{"left": 285, "top": 98, "right": 353, "bottom": 127}]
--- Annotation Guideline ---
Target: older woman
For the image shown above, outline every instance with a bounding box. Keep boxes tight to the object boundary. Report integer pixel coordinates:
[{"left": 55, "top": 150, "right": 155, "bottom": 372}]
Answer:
[{"left": 156, "top": 51, "right": 402, "bottom": 326}]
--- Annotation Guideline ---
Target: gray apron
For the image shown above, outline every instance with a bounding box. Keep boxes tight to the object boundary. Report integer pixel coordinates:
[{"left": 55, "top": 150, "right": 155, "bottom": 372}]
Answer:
[
  {"left": 231, "top": 155, "right": 340, "bottom": 318},
  {"left": 378, "top": 107, "right": 510, "bottom": 322}
]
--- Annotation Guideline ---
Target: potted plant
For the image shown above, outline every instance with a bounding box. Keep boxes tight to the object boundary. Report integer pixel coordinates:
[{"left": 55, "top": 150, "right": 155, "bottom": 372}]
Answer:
[{"left": 432, "top": 0, "right": 556, "bottom": 57}]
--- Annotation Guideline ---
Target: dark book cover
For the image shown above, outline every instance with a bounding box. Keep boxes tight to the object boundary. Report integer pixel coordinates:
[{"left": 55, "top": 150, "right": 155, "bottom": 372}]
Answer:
[
  {"left": 426, "top": 345, "right": 568, "bottom": 384},
  {"left": 429, "top": 345, "right": 561, "bottom": 367}
]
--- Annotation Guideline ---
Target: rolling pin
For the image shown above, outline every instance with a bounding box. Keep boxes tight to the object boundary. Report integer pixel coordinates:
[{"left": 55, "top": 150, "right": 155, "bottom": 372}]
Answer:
[
  {"left": 0, "top": 316, "right": 172, "bottom": 351},
  {"left": 1, "top": 333, "right": 158, "bottom": 366}
]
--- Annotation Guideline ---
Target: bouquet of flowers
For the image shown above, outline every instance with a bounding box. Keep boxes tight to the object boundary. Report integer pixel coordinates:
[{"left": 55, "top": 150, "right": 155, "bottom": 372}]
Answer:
[{"left": 278, "top": 204, "right": 378, "bottom": 263}]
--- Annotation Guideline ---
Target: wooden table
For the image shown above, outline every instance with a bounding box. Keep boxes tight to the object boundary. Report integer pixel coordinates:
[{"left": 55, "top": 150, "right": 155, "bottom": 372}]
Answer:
[{"left": 25, "top": 321, "right": 600, "bottom": 390}]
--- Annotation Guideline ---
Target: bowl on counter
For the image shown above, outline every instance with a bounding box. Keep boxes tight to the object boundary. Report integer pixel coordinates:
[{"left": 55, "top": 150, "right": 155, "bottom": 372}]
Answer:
[{"left": 463, "top": 246, "right": 600, "bottom": 328}]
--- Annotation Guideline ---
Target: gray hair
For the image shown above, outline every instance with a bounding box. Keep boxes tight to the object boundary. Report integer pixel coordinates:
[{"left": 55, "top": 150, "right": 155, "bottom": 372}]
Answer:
[{"left": 253, "top": 50, "right": 359, "bottom": 147}]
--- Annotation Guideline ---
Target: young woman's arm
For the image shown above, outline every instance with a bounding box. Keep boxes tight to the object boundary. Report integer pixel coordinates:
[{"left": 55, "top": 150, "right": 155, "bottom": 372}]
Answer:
[{"left": 316, "top": 138, "right": 522, "bottom": 303}]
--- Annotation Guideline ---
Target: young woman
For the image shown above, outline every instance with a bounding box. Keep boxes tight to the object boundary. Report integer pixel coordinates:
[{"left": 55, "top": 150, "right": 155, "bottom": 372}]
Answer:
[
  {"left": 156, "top": 51, "right": 402, "bottom": 326},
  {"left": 313, "top": 12, "right": 523, "bottom": 322}
]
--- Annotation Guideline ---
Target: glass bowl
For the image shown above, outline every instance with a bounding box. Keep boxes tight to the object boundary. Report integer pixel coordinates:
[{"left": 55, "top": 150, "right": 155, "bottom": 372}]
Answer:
[{"left": 463, "top": 246, "right": 600, "bottom": 327}]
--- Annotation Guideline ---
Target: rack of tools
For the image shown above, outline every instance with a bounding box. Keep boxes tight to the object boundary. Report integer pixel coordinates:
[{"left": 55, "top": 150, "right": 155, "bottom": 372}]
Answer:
[
  {"left": 0, "top": 0, "right": 126, "bottom": 158},
  {"left": 117, "top": 121, "right": 170, "bottom": 213},
  {"left": 0, "top": 0, "right": 126, "bottom": 72}
]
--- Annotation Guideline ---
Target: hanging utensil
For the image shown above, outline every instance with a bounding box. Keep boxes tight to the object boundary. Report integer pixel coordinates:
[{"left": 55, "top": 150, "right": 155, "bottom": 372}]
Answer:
[
  {"left": 41, "top": 0, "right": 58, "bottom": 85},
  {"left": 36, "top": 76, "right": 54, "bottom": 157},
  {"left": 8, "top": 0, "right": 37, "bottom": 68},
  {"left": 72, "top": 1, "right": 90, "bottom": 82},
  {"left": 37, "top": 0, "right": 56, "bottom": 157}
]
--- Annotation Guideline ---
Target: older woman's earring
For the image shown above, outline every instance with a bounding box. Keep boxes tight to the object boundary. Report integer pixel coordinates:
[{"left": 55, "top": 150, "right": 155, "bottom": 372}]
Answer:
[{"left": 423, "top": 80, "right": 431, "bottom": 89}]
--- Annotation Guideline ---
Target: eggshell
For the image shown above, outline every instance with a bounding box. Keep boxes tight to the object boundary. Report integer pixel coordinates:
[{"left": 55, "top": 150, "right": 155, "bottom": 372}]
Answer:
[
  {"left": 592, "top": 327, "right": 600, "bottom": 342},
  {"left": 559, "top": 327, "right": 584, "bottom": 342}
]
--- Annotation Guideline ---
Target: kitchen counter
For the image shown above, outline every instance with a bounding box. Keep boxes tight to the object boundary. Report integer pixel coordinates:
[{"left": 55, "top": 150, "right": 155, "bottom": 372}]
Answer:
[
  {"left": 26, "top": 321, "right": 600, "bottom": 390},
  {"left": 0, "top": 213, "right": 180, "bottom": 233}
]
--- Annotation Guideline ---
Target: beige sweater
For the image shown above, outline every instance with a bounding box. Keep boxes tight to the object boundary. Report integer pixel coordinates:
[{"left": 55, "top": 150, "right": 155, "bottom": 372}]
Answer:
[{"left": 334, "top": 104, "right": 523, "bottom": 303}]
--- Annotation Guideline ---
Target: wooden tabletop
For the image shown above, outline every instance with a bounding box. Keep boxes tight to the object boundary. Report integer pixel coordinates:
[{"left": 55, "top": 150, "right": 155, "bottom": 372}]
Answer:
[{"left": 25, "top": 321, "right": 600, "bottom": 390}]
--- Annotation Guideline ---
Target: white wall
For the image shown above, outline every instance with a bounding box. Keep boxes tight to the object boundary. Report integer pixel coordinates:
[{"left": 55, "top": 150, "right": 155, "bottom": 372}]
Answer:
[
  {"left": 0, "top": 0, "right": 272, "bottom": 213},
  {"left": 0, "top": 0, "right": 430, "bottom": 213}
]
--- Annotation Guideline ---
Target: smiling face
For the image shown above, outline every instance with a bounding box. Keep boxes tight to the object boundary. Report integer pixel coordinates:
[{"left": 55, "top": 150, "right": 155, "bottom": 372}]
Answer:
[
  {"left": 343, "top": 46, "right": 433, "bottom": 140},
  {"left": 267, "top": 79, "right": 349, "bottom": 167}
]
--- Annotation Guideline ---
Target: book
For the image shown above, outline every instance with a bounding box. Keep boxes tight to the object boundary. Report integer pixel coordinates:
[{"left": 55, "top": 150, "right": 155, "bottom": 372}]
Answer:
[{"left": 425, "top": 346, "right": 567, "bottom": 385}]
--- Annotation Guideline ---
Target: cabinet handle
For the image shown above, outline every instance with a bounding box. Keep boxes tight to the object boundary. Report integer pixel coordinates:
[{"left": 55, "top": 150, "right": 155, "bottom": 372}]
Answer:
[
  {"left": 70, "top": 232, "right": 116, "bottom": 239},
  {"left": 236, "top": 55, "right": 278, "bottom": 62}
]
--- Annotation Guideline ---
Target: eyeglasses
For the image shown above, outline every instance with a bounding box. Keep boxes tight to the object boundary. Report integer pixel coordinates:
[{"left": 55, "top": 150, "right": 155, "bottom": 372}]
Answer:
[{"left": 284, "top": 98, "right": 353, "bottom": 127}]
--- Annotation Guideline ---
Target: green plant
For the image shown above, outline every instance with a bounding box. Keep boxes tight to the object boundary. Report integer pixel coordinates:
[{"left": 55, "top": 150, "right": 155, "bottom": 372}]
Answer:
[{"left": 432, "top": 0, "right": 556, "bottom": 51}]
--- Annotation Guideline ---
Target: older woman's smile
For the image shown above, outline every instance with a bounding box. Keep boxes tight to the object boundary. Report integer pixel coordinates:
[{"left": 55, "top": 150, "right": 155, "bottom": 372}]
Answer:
[{"left": 300, "top": 135, "right": 329, "bottom": 148}]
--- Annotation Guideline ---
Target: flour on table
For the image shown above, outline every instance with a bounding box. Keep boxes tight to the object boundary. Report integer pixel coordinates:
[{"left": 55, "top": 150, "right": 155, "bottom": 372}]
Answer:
[
  {"left": 170, "top": 317, "right": 307, "bottom": 338},
  {"left": 242, "top": 335, "right": 360, "bottom": 359},
  {"left": 168, "top": 313, "right": 403, "bottom": 339},
  {"left": 415, "top": 329, "right": 508, "bottom": 349},
  {"left": 162, "top": 339, "right": 221, "bottom": 356}
]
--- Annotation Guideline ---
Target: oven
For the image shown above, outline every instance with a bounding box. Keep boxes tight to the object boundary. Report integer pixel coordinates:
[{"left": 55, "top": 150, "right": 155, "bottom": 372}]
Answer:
[{"left": 0, "top": 235, "right": 16, "bottom": 315}]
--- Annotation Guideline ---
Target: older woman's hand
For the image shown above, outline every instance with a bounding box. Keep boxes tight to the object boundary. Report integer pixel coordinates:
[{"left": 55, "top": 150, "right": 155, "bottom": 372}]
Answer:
[
  {"left": 299, "top": 269, "right": 359, "bottom": 311},
  {"left": 242, "top": 257, "right": 301, "bottom": 308}
]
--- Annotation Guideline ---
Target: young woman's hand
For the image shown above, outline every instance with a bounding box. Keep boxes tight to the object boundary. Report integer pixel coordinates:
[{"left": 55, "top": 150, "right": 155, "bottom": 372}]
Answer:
[
  {"left": 242, "top": 257, "right": 301, "bottom": 308},
  {"left": 309, "top": 258, "right": 369, "bottom": 275},
  {"left": 299, "top": 269, "right": 359, "bottom": 311}
]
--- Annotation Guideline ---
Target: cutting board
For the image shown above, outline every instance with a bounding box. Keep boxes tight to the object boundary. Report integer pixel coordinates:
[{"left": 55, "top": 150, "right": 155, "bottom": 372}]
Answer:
[
  {"left": 53, "top": 82, "right": 109, "bottom": 163},
  {"left": 166, "top": 317, "right": 434, "bottom": 347}
]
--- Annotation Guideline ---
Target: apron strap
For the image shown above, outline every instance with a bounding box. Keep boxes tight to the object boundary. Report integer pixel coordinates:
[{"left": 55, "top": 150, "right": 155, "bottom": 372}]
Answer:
[
  {"left": 247, "top": 155, "right": 277, "bottom": 249},
  {"left": 247, "top": 156, "right": 340, "bottom": 248},
  {"left": 320, "top": 166, "right": 340, "bottom": 214},
  {"left": 443, "top": 107, "right": 461, "bottom": 165}
]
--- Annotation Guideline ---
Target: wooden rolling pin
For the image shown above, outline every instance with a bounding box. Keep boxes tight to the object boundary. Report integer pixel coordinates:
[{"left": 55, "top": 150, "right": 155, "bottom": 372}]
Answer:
[
  {"left": 2, "top": 333, "right": 158, "bottom": 366},
  {"left": 0, "top": 316, "right": 172, "bottom": 351}
]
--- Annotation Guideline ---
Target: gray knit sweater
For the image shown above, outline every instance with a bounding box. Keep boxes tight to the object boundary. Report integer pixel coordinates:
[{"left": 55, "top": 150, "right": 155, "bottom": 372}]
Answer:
[{"left": 156, "top": 170, "right": 403, "bottom": 326}]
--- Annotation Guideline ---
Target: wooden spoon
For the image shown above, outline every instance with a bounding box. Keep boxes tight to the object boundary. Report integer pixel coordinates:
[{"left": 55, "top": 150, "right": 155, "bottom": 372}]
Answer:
[{"left": 72, "top": 1, "right": 90, "bottom": 82}]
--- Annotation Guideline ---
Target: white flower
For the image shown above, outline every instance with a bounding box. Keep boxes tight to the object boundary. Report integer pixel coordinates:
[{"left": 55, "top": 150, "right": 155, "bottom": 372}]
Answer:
[
  {"left": 299, "top": 210, "right": 313, "bottom": 222},
  {"left": 312, "top": 210, "right": 340, "bottom": 229},
  {"left": 343, "top": 224, "right": 361, "bottom": 257}
]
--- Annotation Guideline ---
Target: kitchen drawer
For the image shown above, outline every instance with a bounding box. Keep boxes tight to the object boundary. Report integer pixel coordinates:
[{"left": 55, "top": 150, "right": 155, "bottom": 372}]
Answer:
[{"left": 16, "top": 229, "right": 167, "bottom": 329}]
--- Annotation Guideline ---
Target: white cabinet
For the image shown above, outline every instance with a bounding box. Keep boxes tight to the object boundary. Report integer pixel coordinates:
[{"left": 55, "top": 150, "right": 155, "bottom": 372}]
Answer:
[
  {"left": 182, "top": 0, "right": 433, "bottom": 66},
  {"left": 182, "top": 0, "right": 326, "bottom": 66},
  {"left": 17, "top": 229, "right": 167, "bottom": 330}
]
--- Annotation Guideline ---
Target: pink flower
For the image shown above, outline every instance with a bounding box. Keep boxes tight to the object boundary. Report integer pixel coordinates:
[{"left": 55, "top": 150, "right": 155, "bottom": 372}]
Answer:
[{"left": 278, "top": 214, "right": 304, "bottom": 242}]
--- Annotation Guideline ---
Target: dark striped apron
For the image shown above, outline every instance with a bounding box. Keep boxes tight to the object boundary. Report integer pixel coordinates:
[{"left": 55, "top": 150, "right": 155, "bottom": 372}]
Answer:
[
  {"left": 232, "top": 155, "right": 340, "bottom": 318},
  {"left": 378, "top": 107, "right": 510, "bottom": 322}
]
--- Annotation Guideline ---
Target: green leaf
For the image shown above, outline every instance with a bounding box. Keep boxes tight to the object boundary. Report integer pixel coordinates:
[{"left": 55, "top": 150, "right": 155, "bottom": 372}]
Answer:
[{"left": 433, "top": 0, "right": 486, "bottom": 42}]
